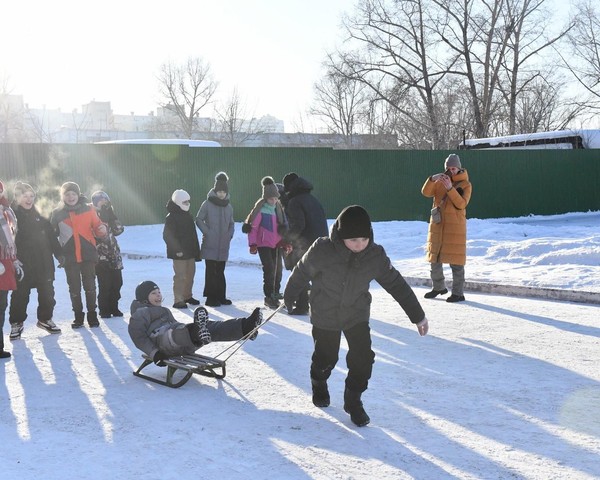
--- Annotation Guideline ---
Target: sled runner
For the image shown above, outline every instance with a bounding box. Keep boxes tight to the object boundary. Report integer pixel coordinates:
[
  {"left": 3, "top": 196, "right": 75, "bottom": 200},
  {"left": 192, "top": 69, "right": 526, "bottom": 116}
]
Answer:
[{"left": 133, "top": 353, "right": 226, "bottom": 388}]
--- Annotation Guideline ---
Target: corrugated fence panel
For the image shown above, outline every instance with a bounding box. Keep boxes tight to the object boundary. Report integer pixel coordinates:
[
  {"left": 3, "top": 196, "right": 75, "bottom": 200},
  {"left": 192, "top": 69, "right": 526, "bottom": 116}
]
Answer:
[{"left": 1, "top": 144, "right": 598, "bottom": 224}]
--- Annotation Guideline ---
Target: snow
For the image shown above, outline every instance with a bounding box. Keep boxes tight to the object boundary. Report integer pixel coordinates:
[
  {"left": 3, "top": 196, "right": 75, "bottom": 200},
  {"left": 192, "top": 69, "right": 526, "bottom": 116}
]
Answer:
[{"left": 2, "top": 211, "right": 599, "bottom": 480}]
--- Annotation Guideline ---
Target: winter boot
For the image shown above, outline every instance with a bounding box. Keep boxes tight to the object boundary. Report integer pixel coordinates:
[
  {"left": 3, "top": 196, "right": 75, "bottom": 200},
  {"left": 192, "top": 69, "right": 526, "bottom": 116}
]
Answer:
[
  {"left": 193, "top": 307, "right": 211, "bottom": 346},
  {"left": 185, "top": 297, "right": 201, "bottom": 305},
  {"left": 311, "top": 379, "right": 330, "bottom": 408},
  {"left": 242, "top": 308, "right": 263, "bottom": 340},
  {"left": 205, "top": 297, "right": 221, "bottom": 307},
  {"left": 264, "top": 295, "right": 280, "bottom": 309},
  {"left": 424, "top": 288, "right": 448, "bottom": 299},
  {"left": 343, "top": 388, "right": 370, "bottom": 427},
  {"left": 87, "top": 311, "right": 100, "bottom": 328},
  {"left": 71, "top": 312, "right": 85, "bottom": 329},
  {"left": 446, "top": 294, "right": 466, "bottom": 303}
]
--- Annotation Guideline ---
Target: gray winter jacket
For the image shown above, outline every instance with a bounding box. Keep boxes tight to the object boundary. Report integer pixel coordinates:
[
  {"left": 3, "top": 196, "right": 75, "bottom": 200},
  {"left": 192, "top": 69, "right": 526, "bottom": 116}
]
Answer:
[
  {"left": 195, "top": 191, "right": 235, "bottom": 262},
  {"left": 128, "top": 300, "right": 247, "bottom": 359},
  {"left": 128, "top": 300, "right": 196, "bottom": 359},
  {"left": 284, "top": 223, "right": 425, "bottom": 331}
]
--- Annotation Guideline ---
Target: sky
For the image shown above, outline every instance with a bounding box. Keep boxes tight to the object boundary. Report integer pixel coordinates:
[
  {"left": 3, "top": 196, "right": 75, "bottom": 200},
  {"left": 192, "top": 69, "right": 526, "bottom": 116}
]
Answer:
[
  {"left": 1, "top": 0, "right": 575, "bottom": 133},
  {"left": 2, "top": 211, "right": 599, "bottom": 479},
  {"left": 1, "top": 0, "right": 352, "bottom": 132}
]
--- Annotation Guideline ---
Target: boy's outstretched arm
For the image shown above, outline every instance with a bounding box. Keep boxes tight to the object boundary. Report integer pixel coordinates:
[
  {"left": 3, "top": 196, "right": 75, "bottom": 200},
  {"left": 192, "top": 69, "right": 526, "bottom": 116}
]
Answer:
[{"left": 416, "top": 317, "right": 429, "bottom": 336}]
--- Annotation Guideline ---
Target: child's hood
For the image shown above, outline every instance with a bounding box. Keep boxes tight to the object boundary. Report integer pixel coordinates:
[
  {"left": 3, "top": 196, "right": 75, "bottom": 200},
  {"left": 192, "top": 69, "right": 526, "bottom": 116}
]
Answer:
[{"left": 130, "top": 299, "right": 149, "bottom": 315}]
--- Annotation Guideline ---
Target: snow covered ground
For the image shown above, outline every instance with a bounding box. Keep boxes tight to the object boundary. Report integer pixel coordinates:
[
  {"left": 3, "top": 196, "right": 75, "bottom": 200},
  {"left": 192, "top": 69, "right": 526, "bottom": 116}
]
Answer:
[{"left": 2, "top": 211, "right": 599, "bottom": 479}]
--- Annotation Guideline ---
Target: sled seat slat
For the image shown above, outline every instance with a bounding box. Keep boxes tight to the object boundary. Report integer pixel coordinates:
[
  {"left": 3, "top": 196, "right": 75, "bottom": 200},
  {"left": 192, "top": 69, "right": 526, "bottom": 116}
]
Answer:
[{"left": 133, "top": 353, "right": 226, "bottom": 388}]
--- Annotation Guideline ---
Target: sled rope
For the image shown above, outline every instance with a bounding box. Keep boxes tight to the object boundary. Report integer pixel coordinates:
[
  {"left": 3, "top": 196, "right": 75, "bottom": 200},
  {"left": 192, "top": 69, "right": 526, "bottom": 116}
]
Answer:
[{"left": 214, "top": 304, "right": 285, "bottom": 362}]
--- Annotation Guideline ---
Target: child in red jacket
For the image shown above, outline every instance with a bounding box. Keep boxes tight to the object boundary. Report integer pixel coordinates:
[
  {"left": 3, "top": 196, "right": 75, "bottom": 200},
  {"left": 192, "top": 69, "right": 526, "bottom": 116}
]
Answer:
[
  {"left": 0, "top": 180, "right": 19, "bottom": 359},
  {"left": 50, "top": 182, "right": 107, "bottom": 328}
]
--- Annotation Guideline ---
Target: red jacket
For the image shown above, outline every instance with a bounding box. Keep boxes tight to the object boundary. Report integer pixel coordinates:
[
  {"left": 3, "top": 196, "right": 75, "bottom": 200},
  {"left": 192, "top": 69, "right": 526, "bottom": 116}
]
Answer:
[{"left": 50, "top": 197, "right": 106, "bottom": 264}]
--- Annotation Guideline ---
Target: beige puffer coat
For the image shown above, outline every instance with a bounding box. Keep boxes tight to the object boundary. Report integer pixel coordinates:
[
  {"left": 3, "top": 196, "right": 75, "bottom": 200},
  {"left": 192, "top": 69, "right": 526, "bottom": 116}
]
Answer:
[{"left": 421, "top": 169, "right": 472, "bottom": 265}]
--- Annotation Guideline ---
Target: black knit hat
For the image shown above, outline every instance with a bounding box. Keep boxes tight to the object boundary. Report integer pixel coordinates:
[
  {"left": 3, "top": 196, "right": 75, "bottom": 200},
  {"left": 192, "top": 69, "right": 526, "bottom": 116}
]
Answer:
[
  {"left": 336, "top": 205, "right": 372, "bottom": 240},
  {"left": 214, "top": 172, "right": 229, "bottom": 193},
  {"left": 282, "top": 172, "right": 299, "bottom": 192},
  {"left": 135, "top": 280, "right": 160, "bottom": 302}
]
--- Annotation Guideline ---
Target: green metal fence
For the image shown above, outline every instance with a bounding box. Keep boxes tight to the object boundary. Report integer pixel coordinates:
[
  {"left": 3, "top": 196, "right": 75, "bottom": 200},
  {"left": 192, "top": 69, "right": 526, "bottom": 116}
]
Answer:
[{"left": 1, "top": 144, "right": 598, "bottom": 224}]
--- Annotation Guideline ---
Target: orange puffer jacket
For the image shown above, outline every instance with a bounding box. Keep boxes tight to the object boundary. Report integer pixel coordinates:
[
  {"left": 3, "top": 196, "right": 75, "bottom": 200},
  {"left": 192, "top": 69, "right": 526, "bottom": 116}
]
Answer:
[
  {"left": 421, "top": 169, "right": 472, "bottom": 266},
  {"left": 51, "top": 198, "right": 106, "bottom": 264}
]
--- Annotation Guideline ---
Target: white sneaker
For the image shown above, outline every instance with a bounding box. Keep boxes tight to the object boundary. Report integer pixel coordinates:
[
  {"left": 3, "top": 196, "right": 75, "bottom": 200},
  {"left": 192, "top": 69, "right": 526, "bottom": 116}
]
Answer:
[
  {"left": 37, "top": 319, "right": 62, "bottom": 334},
  {"left": 10, "top": 322, "right": 24, "bottom": 340}
]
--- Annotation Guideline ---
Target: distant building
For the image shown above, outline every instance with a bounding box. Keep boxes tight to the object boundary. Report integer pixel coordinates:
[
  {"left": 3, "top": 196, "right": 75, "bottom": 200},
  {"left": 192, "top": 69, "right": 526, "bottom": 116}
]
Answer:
[{"left": 5, "top": 96, "right": 397, "bottom": 148}]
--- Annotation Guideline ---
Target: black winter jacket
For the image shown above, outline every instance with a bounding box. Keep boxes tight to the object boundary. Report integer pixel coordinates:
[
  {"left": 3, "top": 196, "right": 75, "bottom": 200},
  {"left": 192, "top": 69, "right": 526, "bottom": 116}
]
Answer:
[
  {"left": 284, "top": 218, "right": 425, "bottom": 331},
  {"left": 14, "top": 205, "right": 62, "bottom": 283},
  {"left": 163, "top": 200, "right": 201, "bottom": 261},
  {"left": 283, "top": 176, "right": 328, "bottom": 266}
]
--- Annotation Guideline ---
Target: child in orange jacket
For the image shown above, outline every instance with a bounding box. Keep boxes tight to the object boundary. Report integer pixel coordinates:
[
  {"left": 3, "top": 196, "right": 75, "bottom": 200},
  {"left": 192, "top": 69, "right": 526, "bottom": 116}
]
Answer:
[{"left": 50, "top": 182, "right": 107, "bottom": 328}]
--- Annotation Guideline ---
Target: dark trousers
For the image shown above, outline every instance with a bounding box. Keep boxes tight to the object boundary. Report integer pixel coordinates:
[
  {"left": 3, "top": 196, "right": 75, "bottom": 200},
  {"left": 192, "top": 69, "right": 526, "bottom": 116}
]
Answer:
[
  {"left": 258, "top": 247, "right": 282, "bottom": 297},
  {"left": 287, "top": 251, "right": 308, "bottom": 309},
  {"left": 96, "top": 263, "right": 123, "bottom": 314},
  {"left": 64, "top": 261, "right": 97, "bottom": 314},
  {"left": 310, "top": 322, "right": 375, "bottom": 393},
  {"left": 0, "top": 290, "right": 7, "bottom": 352},
  {"left": 203, "top": 260, "right": 227, "bottom": 301},
  {"left": 9, "top": 277, "right": 56, "bottom": 324}
]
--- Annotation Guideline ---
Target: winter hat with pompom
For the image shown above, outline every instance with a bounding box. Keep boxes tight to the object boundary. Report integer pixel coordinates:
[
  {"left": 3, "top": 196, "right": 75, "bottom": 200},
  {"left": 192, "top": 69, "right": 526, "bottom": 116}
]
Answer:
[
  {"left": 261, "top": 176, "right": 280, "bottom": 199},
  {"left": 444, "top": 154, "right": 461, "bottom": 169},
  {"left": 213, "top": 172, "right": 229, "bottom": 193}
]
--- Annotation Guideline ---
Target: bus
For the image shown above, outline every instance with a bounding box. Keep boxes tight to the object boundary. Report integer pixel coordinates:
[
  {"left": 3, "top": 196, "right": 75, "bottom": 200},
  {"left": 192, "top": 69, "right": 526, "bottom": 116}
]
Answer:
[{"left": 458, "top": 129, "right": 600, "bottom": 150}]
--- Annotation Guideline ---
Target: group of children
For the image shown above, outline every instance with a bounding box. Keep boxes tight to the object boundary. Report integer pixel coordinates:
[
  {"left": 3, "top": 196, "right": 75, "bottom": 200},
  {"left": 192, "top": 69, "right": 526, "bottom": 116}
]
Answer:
[
  {"left": 0, "top": 180, "right": 125, "bottom": 359},
  {"left": 1, "top": 171, "right": 431, "bottom": 428},
  {"left": 163, "top": 172, "right": 429, "bottom": 427}
]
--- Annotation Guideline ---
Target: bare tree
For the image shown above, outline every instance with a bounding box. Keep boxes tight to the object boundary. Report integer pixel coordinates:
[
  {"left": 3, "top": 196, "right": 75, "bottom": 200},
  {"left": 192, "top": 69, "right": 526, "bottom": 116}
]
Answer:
[
  {"left": 561, "top": 1, "right": 600, "bottom": 109},
  {"left": 157, "top": 57, "right": 218, "bottom": 138},
  {"left": 430, "top": 0, "right": 514, "bottom": 138},
  {"left": 310, "top": 60, "right": 371, "bottom": 146},
  {"left": 0, "top": 75, "right": 26, "bottom": 142},
  {"left": 213, "top": 88, "right": 263, "bottom": 146},
  {"left": 24, "top": 106, "right": 51, "bottom": 143},
  {"left": 496, "top": 0, "right": 575, "bottom": 134},
  {"left": 338, "top": 0, "right": 452, "bottom": 148}
]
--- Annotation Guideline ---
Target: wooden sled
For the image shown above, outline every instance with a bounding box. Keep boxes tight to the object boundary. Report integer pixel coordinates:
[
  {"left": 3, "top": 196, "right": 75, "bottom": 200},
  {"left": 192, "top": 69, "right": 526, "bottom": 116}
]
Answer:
[{"left": 133, "top": 353, "right": 226, "bottom": 388}]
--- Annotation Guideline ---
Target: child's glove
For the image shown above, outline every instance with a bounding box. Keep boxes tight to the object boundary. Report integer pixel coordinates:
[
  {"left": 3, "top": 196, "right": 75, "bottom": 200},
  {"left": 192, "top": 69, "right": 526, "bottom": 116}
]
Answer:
[
  {"left": 13, "top": 260, "right": 24, "bottom": 281},
  {"left": 416, "top": 317, "right": 429, "bottom": 336},
  {"left": 276, "top": 240, "right": 293, "bottom": 255},
  {"left": 241, "top": 223, "right": 252, "bottom": 234},
  {"left": 249, "top": 244, "right": 258, "bottom": 255},
  {"left": 57, "top": 255, "right": 66, "bottom": 268},
  {"left": 153, "top": 351, "right": 169, "bottom": 367}
]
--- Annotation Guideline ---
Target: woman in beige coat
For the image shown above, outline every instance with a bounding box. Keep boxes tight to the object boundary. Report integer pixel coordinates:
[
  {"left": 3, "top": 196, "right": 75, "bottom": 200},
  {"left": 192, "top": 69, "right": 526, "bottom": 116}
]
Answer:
[{"left": 421, "top": 154, "right": 472, "bottom": 302}]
